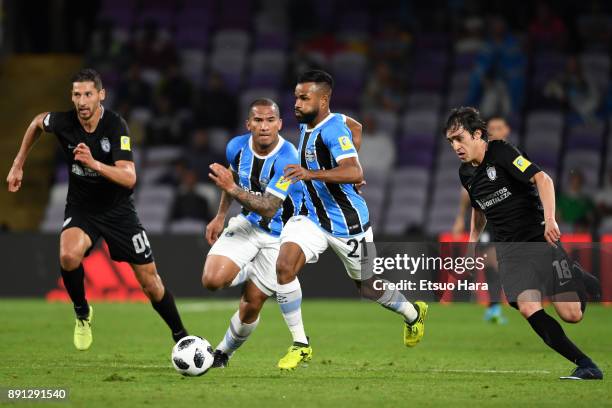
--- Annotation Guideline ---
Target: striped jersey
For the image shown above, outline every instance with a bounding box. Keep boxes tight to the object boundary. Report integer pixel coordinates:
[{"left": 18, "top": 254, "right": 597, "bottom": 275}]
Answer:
[
  {"left": 298, "top": 113, "right": 370, "bottom": 237},
  {"left": 226, "top": 134, "right": 303, "bottom": 237}
]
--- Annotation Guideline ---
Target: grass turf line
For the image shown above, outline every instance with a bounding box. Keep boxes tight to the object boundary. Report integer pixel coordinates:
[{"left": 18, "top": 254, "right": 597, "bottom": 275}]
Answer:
[{"left": 0, "top": 300, "right": 610, "bottom": 407}]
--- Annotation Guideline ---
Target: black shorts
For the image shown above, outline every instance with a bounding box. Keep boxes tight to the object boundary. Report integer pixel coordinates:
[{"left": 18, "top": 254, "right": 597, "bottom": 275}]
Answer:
[
  {"left": 498, "top": 242, "right": 583, "bottom": 308},
  {"left": 62, "top": 203, "right": 154, "bottom": 265}
]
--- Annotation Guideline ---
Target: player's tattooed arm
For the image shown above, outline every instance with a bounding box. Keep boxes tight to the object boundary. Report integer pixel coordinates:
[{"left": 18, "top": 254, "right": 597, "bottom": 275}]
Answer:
[
  {"left": 344, "top": 115, "right": 363, "bottom": 151},
  {"left": 7, "top": 112, "right": 48, "bottom": 192},
  {"left": 229, "top": 188, "right": 283, "bottom": 219},
  {"left": 209, "top": 162, "right": 282, "bottom": 218}
]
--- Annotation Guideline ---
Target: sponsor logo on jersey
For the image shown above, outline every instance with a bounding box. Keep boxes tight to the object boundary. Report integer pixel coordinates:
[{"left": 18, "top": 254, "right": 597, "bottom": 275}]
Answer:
[
  {"left": 120, "top": 136, "right": 131, "bottom": 151},
  {"left": 338, "top": 136, "right": 353, "bottom": 151},
  {"left": 475, "top": 187, "right": 512, "bottom": 209},
  {"left": 72, "top": 163, "right": 100, "bottom": 177},
  {"left": 305, "top": 145, "right": 317, "bottom": 163},
  {"left": 275, "top": 176, "right": 291, "bottom": 192},
  {"left": 100, "top": 137, "right": 111, "bottom": 153},
  {"left": 512, "top": 155, "right": 531, "bottom": 172},
  {"left": 486, "top": 166, "right": 497, "bottom": 181}
]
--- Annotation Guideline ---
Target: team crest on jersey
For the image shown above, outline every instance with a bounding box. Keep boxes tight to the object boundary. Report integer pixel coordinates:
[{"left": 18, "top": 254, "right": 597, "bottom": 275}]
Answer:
[
  {"left": 100, "top": 137, "right": 111, "bottom": 153},
  {"left": 486, "top": 166, "right": 497, "bottom": 181},
  {"left": 305, "top": 145, "right": 317, "bottom": 163},
  {"left": 259, "top": 177, "right": 270, "bottom": 189}
]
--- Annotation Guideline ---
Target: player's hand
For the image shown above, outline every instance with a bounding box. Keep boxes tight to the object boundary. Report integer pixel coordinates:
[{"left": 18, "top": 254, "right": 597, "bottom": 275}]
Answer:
[
  {"left": 284, "top": 164, "right": 313, "bottom": 183},
  {"left": 544, "top": 218, "right": 561, "bottom": 247},
  {"left": 73, "top": 143, "right": 99, "bottom": 171},
  {"left": 205, "top": 215, "right": 225, "bottom": 245},
  {"left": 209, "top": 163, "right": 237, "bottom": 192},
  {"left": 354, "top": 180, "right": 366, "bottom": 195},
  {"left": 6, "top": 166, "right": 23, "bottom": 192}
]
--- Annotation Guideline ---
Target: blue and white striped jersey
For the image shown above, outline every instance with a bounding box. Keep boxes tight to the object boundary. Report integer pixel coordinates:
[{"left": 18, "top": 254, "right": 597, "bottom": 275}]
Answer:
[
  {"left": 226, "top": 134, "right": 303, "bottom": 237},
  {"left": 297, "top": 113, "right": 370, "bottom": 237}
]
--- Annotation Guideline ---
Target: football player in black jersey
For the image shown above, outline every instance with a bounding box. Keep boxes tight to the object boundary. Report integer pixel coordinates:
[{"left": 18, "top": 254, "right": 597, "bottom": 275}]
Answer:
[
  {"left": 453, "top": 115, "right": 509, "bottom": 324},
  {"left": 444, "top": 106, "right": 602, "bottom": 380},
  {"left": 6, "top": 69, "right": 189, "bottom": 350}
]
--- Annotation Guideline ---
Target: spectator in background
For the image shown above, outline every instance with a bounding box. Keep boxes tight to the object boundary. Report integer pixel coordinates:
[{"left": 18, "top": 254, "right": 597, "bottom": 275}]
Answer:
[
  {"left": 544, "top": 55, "right": 600, "bottom": 123},
  {"left": 357, "top": 113, "right": 395, "bottom": 172},
  {"left": 557, "top": 170, "right": 595, "bottom": 232},
  {"left": 115, "top": 63, "right": 153, "bottom": 117},
  {"left": 362, "top": 62, "right": 404, "bottom": 112},
  {"left": 595, "top": 169, "right": 612, "bottom": 226},
  {"left": 158, "top": 64, "right": 193, "bottom": 111},
  {"left": 185, "top": 129, "right": 225, "bottom": 183},
  {"left": 169, "top": 169, "right": 211, "bottom": 222},
  {"left": 125, "top": 20, "right": 178, "bottom": 71},
  {"left": 86, "top": 20, "right": 125, "bottom": 74},
  {"left": 466, "top": 16, "right": 526, "bottom": 113},
  {"left": 479, "top": 66, "right": 512, "bottom": 119},
  {"left": 196, "top": 73, "right": 238, "bottom": 130},
  {"left": 145, "top": 95, "right": 183, "bottom": 145},
  {"left": 528, "top": 1, "right": 567, "bottom": 51}
]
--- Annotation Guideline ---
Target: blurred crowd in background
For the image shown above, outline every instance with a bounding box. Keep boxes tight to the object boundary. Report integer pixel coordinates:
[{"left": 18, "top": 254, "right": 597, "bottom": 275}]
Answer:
[{"left": 7, "top": 0, "right": 612, "bottom": 237}]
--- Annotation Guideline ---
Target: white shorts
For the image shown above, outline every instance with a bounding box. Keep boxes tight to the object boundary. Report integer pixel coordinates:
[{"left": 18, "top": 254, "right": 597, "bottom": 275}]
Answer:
[
  {"left": 207, "top": 216, "right": 279, "bottom": 296},
  {"left": 280, "top": 215, "right": 374, "bottom": 280}
]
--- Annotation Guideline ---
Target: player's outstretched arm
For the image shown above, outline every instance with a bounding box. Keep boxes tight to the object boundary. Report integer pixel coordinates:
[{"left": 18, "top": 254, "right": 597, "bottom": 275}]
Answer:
[
  {"left": 344, "top": 115, "right": 363, "bottom": 151},
  {"left": 532, "top": 171, "right": 561, "bottom": 245},
  {"left": 206, "top": 190, "right": 233, "bottom": 245},
  {"left": 7, "top": 112, "right": 48, "bottom": 192},
  {"left": 284, "top": 157, "right": 364, "bottom": 185},
  {"left": 208, "top": 163, "right": 282, "bottom": 218}
]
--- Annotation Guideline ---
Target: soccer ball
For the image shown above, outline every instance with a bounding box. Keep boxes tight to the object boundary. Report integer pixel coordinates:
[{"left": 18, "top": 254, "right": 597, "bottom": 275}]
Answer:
[{"left": 171, "top": 336, "right": 214, "bottom": 376}]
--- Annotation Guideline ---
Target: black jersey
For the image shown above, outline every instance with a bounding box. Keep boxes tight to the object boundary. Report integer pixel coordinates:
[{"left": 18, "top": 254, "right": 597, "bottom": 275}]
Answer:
[
  {"left": 43, "top": 108, "right": 134, "bottom": 211},
  {"left": 459, "top": 140, "right": 544, "bottom": 242}
]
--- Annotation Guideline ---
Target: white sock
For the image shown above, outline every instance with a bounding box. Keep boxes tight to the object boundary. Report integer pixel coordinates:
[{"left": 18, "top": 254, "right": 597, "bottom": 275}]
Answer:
[
  {"left": 376, "top": 282, "right": 418, "bottom": 323},
  {"left": 216, "top": 310, "right": 259, "bottom": 356},
  {"left": 229, "top": 265, "right": 250, "bottom": 287},
  {"left": 276, "top": 278, "right": 308, "bottom": 344}
]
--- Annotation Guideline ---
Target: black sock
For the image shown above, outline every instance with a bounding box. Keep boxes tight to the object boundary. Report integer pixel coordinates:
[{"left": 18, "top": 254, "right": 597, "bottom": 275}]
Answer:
[
  {"left": 151, "top": 288, "right": 188, "bottom": 342},
  {"left": 60, "top": 264, "right": 89, "bottom": 319},
  {"left": 527, "top": 309, "right": 592, "bottom": 367}
]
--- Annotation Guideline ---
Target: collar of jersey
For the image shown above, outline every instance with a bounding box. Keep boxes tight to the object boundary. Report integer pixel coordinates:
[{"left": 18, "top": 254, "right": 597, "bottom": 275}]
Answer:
[
  {"left": 305, "top": 112, "right": 334, "bottom": 132},
  {"left": 249, "top": 135, "right": 285, "bottom": 159}
]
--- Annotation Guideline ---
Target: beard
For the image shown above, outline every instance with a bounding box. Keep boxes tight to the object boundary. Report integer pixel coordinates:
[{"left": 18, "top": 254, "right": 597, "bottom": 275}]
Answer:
[{"left": 295, "top": 108, "right": 318, "bottom": 124}]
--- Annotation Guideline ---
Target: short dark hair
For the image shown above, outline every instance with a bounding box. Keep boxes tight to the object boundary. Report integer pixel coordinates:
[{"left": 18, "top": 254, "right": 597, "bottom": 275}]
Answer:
[
  {"left": 248, "top": 98, "right": 280, "bottom": 117},
  {"left": 486, "top": 115, "right": 508, "bottom": 125},
  {"left": 444, "top": 106, "right": 488, "bottom": 142},
  {"left": 297, "top": 69, "right": 333, "bottom": 92},
  {"left": 71, "top": 68, "right": 103, "bottom": 90}
]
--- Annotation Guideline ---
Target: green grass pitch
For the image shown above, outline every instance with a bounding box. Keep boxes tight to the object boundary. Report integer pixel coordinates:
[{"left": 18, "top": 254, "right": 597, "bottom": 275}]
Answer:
[{"left": 0, "top": 299, "right": 610, "bottom": 407}]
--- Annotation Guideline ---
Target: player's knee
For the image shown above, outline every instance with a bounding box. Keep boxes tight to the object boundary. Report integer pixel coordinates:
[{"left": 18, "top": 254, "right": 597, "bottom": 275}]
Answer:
[
  {"left": 560, "top": 308, "right": 583, "bottom": 323},
  {"left": 59, "top": 250, "right": 83, "bottom": 271},
  {"left": 518, "top": 302, "right": 541, "bottom": 319},
  {"left": 201, "top": 271, "right": 226, "bottom": 291},
  {"left": 276, "top": 258, "right": 296, "bottom": 283}
]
